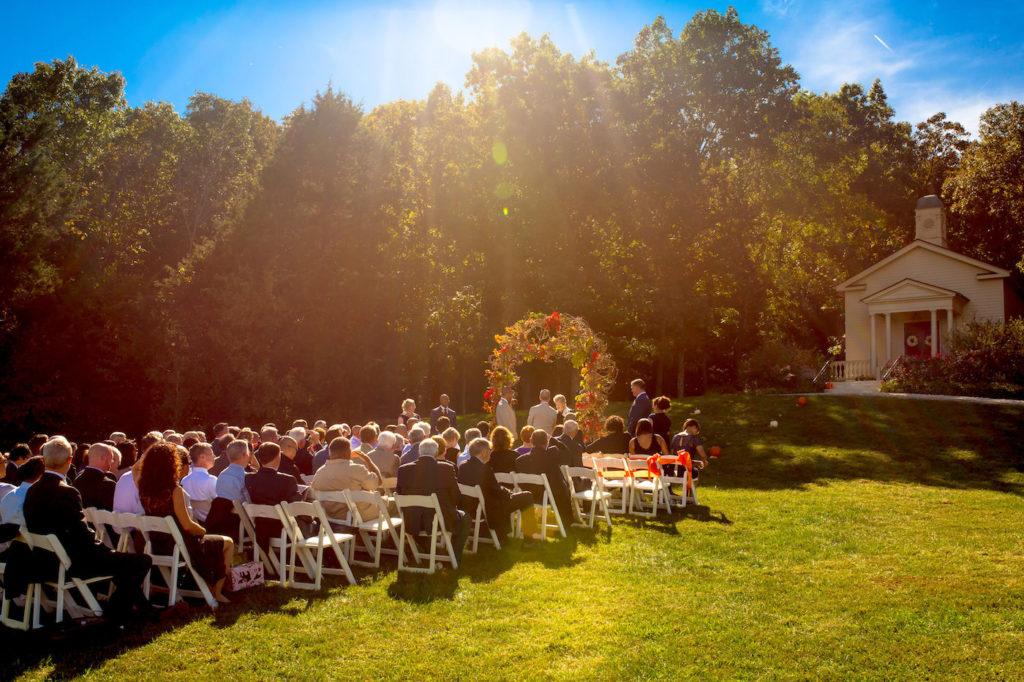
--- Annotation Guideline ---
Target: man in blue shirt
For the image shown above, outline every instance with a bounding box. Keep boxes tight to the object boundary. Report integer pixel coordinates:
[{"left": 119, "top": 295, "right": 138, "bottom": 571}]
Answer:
[{"left": 214, "top": 440, "right": 251, "bottom": 502}]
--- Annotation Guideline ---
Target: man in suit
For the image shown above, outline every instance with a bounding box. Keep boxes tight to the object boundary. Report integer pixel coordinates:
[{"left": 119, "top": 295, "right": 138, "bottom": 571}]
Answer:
[
  {"left": 73, "top": 442, "right": 118, "bottom": 511},
  {"left": 429, "top": 394, "right": 458, "bottom": 434},
  {"left": 458, "top": 437, "right": 533, "bottom": 539},
  {"left": 396, "top": 438, "right": 469, "bottom": 565},
  {"left": 527, "top": 389, "right": 559, "bottom": 436},
  {"left": 245, "top": 442, "right": 302, "bottom": 549},
  {"left": 399, "top": 424, "right": 430, "bottom": 466},
  {"left": 368, "top": 431, "right": 401, "bottom": 479},
  {"left": 23, "top": 436, "right": 154, "bottom": 623},
  {"left": 514, "top": 430, "right": 573, "bottom": 524},
  {"left": 627, "top": 378, "right": 653, "bottom": 436},
  {"left": 495, "top": 386, "right": 517, "bottom": 434}
]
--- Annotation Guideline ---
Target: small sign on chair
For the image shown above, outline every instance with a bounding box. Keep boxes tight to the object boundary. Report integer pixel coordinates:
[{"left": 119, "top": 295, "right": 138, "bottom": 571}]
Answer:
[{"left": 227, "top": 561, "right": 265, "bottom": 592}]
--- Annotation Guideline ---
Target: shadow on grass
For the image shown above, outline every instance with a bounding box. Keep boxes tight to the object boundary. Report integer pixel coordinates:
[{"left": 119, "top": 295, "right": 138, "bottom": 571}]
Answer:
[{"left": 673, "top": 394, "right": 1024, "bottom": 494}]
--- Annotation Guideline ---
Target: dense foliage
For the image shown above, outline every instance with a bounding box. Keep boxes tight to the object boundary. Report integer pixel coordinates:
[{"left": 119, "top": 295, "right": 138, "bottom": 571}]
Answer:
[
  {"left": 882, "top": 320, "right": 1024, "bottom": 398},
  {"left": 0, "top": 9, "right": 1021, "bottom": 441}
]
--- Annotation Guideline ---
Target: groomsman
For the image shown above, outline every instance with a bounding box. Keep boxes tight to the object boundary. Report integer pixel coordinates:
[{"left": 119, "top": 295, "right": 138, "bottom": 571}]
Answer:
[
  {"left": 627, "top": 378, "right": 652, "bottom": 435},
  {"left": 430, "top": 394, "right": 458, "bottom": 433},
  {"left": 496, "top": 386, "right": 517, "bottom": 434}
]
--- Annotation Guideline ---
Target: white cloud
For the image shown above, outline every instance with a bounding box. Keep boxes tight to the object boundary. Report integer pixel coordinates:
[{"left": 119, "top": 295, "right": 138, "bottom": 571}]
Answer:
[
  {"left": 761, "top": 0, "right": 797, "bottom": 17},
  {"left": 898, "top": 87, "right": 1006, "bottom": 137},
  {"left": 794, "top": 17, "right": 916, "bottom": 86}
]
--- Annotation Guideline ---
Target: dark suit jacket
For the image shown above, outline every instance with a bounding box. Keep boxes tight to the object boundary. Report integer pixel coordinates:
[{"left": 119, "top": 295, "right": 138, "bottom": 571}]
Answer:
[
  {"left": 396, "top": 456, "right": 460, "bottom": 534},
  {"left": 457, "top": 455, "right": 512, "bottom": 532},
  {"left": 627, "top": 391, "right": 652, "bottom": 435},
  {"left": 430, "top": 405, "right": 457, "bottom": 433},
  {"left": 244, "top": 467, "right": 301, "bottom": 548},
  {"left": 244, "top": 467, "right": 301, "bottom": 506},
  {"left": 490, "top": 448, "right": 518, "bottom": 474},
  {"left": 73, "top": 466, "right": 117, "bottom": 511},
  {"left": 24, "top": 471, "right": 110, "bottom": 574},
  {"left": 514, "top": 447, "right": 572, "bottom": 520},
  {"left": 277, "top": 455, "right": 305, "bottom": 484},
  {"left": 553, "top": 434, "right": 584, "bottom": 468}
]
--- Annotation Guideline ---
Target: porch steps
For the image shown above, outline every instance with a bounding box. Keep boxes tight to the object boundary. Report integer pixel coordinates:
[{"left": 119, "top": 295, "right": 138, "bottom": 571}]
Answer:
[{"left": 825, "top": 380, "right": 882, "bottom": 395}]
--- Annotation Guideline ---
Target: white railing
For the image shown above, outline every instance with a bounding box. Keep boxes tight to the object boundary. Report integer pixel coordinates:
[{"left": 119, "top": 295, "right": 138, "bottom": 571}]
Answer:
[{"left": 829, "top": 360, "right": 875, "bottom": 381}]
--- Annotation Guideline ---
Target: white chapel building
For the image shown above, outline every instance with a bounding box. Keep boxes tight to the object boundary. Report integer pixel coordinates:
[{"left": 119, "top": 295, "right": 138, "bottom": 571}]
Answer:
[{"left": 836, "top": 195, "right": 1023, "bottom": 378}]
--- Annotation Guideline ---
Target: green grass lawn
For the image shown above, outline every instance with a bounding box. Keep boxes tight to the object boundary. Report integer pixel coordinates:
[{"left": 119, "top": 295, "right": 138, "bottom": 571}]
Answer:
[{"left": 7, "top": 394, "right": 1024, "bottom": 680}]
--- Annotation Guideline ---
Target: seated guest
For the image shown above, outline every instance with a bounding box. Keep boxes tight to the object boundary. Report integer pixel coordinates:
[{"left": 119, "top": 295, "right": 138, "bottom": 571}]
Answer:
[
  {"left": 515, "top": 426, "right": 535, "bottom": 455},
  {"left": 0, "top": 456, "right": 45, "bottom": 525},
  {"left": 214, "top": 439, "right": 252, "bottom": 502},
  {"left": 245, "top": 443, "right": 302, "bottom": 549},
  {"left": 554, "top": 420, "right": 585, "bottom": 467},
  {"left": 116, "top": 439, "right": 138, "bottom": 472},
  {"left": 396, "top": 439, "right": 469, "bottom": 564},
  {"left": 399, "top": 424, "right": 429, "bottom": 466},
  {"left": 458, "top": 437, "right": 534, "bottom": 538},
  {"left": 277, "top": 436, "right": 305, "bottom": 484},
  {"left": 24, "top": 436, "right": 155, "bottom": 622},
  {"left": 288, "top": 427, "right": 314, "bottom": 476},
  {"left": 113, "top": 458, "right": 145, "bottom": 515},
  {"left": 138, "top": 443, "right": 233, "bottom": 603},
  {"left": 28, "top": 434, "right": 48, "bottom": 457},
  {"left": 457, "top": 428, "right": 482, "bottom": 466},
  {"left": 74, "top": 443, "right": 118, "bottom": 511},
  {"left": 585, "top": 415, "right": 631, "bottom": 455},
  {"left": 0, "top": 473, "right": 12, "bottom": 503},
  {"left": 629, "top": 417, "right": 669, "bottom": 458},
  {"left": 181, "top": 443, "right": 219, "bottom": 522},
  {"left": 367, "top": 431, "right": 400, "bottom": 479},
  {"left": 245, "top": 443, "right": 301, "bottom": 506},
  {"left": 209, "top": 434, "right": 236, "bottom": 475},
  {"left": 260, "top": 426, "right": 279, "bottom": 445},
  {"left": 3, "top": 444, "right": 31, "bottom": 484},
  {"left": 487, "top": 426, "right": 518, "bottom": 474},
  {"left": 435, "top": 415, "right": 451, "bottom": 437},
  {"left": 649, "top": 396, "right": 672, "bottom": 446},
  {"left": 310, "top": 437, "right": 381, "bottom": 522},
  {"left": 311, "top": 425, "right": 344, "bottom": 474},
  {"left": 441, "top": 428, "right": 461, "bottom": 464},
  {"left": 514, "top": 430, "right": 573, "bottom": 523},
  {"left": 668, "top": 418, "right": 710, "bottom": 481},
  {"left": 356, "top": 425, "right": 377, "bottom": 457}
]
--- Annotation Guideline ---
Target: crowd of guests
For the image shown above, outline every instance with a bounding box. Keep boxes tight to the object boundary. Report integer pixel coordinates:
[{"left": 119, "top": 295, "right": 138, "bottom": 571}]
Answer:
[{"left": 0, "top": 381, "right": 709, "bottom": 625}]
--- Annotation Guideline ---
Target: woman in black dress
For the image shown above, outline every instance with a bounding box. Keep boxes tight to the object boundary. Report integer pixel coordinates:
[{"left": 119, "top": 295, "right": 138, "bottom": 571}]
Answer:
[
  {"left": 488, "top": 426, "right": 518, "bottom": 474},
  {"left": 628, "top": 418, "right": 669, "bottom": 458},
  {"left": 398, "top": 398, "right": 419, "bottom": 428},
  {"left": 649, "top": 396, "right": 672, "bottom": 447},
  {"left": 138, "top": 442, "right": 234, "bottom": 603},
  {"left": 585, "top": 416, "right": 632, "bottom": 455}
]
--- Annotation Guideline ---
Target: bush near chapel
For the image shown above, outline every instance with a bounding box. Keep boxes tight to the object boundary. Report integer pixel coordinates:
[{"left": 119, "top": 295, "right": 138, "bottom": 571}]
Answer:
[
  {"left": 739, "top": 342, "right": 823, "bottom": 393},
  {"left": 882, "top": 320, "right": 1024, "bottom": 399}
]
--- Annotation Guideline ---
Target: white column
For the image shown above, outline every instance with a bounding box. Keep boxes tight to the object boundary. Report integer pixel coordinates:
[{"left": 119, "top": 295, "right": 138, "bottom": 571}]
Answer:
[
  {"left": 947, "top": 308, "right": 954, "bottom": 336},
  {"left": 930, "top": 309, "right": 938, "bottom": 357},
  {"left": 870, "top": 313, "right": 877, "bottom": 375},
  {"left": 885, "top": 312, "right": 892, "bottom": 365}
]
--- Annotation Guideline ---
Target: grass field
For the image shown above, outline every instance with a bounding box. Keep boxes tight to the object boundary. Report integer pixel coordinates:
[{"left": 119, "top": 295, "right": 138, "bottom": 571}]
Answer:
[{"left": 6, "top": 394, "right": 1024, "bottom": 680}]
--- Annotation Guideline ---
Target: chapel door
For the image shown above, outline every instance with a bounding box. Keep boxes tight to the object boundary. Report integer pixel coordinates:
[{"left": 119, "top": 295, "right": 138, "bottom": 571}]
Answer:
[{"left": 904, "top": 321, "right": 932, "bottom": 356}]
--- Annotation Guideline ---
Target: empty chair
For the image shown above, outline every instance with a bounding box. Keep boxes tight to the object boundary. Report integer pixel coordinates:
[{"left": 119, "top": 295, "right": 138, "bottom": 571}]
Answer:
[
  {"left": 561, "top": 465, "right": 613, "bottom": 529},
  {"left": 591, "top": 456, "right": 630, "bottom": 514},
  {"left": 625, "top": 458, "right": 662, "bottom": 518},
  {"left": 277, "top": 500, "right": 356, "bottom": 590}
]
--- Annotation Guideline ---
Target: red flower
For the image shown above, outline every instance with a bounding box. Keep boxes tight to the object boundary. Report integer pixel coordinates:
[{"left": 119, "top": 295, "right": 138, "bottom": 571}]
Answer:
[
  {"left": 590, "top": 351, "right": 599, "bottom": 363},
  {"left": 484, "top": 389, "right": 495, "bottom": 401},
  {"left": 499, "top": 346, "right": 509, "bottom": 354}
]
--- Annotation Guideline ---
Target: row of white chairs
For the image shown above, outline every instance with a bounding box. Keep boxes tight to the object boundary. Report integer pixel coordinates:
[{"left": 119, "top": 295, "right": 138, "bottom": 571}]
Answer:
[{"left": 583, "top": 455, "right": 699, "bottom": 517}]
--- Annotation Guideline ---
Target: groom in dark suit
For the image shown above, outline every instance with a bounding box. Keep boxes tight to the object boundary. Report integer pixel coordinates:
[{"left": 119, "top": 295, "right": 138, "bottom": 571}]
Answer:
[
  {"left": 429, "top": 393, "right": 458, "bottom": 434},
  {"left": 24, "top": 436, "right": 154, "bottom": 623},
  {"left": 627, "top": 378, "right": 652, "bottom": 435}
]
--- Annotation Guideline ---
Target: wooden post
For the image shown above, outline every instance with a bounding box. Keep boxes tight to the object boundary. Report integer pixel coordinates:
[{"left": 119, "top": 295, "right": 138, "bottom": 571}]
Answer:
[{"left": 930, "top": 309, "right": 938, "bottom": 357}]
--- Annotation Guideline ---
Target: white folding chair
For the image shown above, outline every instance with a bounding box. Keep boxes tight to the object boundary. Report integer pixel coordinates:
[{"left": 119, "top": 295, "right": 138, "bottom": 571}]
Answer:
[
  {"left": 656, "top": 456, "right": 696, "bottom": 512},
  {"left": 561, "top": 465, "right": 613, "bottom": 529},
  {"left": 21, "top": 531, "right": 111, "bottom": 627},
  {"left": 492, "top": 473, "right": 522, "bottom": 537},
  {"left": 592, "top": 456, "right": 630, "bottom": 514},
  {"left": 86, "top": 508, "right": 132, "bottom": 552},
  {"left": 335, "top": 489, "right": 419, "bottom": 568},
  {"left": 458, "top": 483, "right": 501, "bottom": 553},
  {"left": 381, "top": 477, "right": 398, "bottom": 495},
  {"left": 1, "top": 531, "right": 38, "bottom": 631},
  {"left": 394, "top": 493, "right": 458, "bottom": 573},
  {"left": 513, "top": 472, "right": 567, "bottom": 539},
  {"left": 130, "top": 515, "right": 218, "bottom": 609},
  {"left": 277, "top": 501, "right": 356, "bottom": 589},
  {"left": 240, "top": 502, "right": 288, "bottom": 580},
  {"left": 625, "top": 458, "right": 662, "bottom": 518}
]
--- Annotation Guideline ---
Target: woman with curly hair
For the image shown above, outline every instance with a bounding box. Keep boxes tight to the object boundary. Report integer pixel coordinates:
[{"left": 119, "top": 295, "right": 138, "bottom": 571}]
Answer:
[
  {"left": 488, "top": 426, "right": 517, "bottom": 474},
  {"left": 138, "top": 442, "right": 234, "bottom": 603}
]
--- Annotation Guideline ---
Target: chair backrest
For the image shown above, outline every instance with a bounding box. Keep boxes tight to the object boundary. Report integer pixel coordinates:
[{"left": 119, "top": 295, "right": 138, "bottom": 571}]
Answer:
[
  {"left": 243, "top": 502, "right": 285, "bottom": 522},
  {"left": 494, "top": 472, "right": 515, "bottom": 487},
  {"left": 458, "top": 483, "right": 486, "bottom": 516},
  {"left": 381, "top": 477, "right": 398, "bottom": 493},
  {"left": 593, "top": 456, "right": 627, "bottom": 472},
  {"left": 394, "top": 493, "right": 446, "bottom": 533},
  {"left": 625, "top": 458, "right": 650, "bottom": 474},
  {"left": 21, "top": 531, "right": 72, "bottom": 569},
  {"left": 278, "top": 500, "right": 317, "bottom": 540},
  {"left": 512, "top": 471, "right": 547, "bottom": 488},
  {"left": 342, "top": 489, "right": 387, "bottom": 524}
]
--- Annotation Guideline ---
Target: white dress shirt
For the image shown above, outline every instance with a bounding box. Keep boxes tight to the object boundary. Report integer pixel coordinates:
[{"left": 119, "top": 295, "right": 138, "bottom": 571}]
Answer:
[
  {"left": 0, "top": 481, "right": 32, "bottom": 525},
  {"left": 113, "top": 469, "right": 144, "bottom": 515},
  {"left": 181, "top": 467, "right": 218, "bottom": 521}
]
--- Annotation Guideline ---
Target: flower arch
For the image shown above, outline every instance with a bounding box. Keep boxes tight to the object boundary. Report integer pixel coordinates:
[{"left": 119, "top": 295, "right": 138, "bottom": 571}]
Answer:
[{"left": 484, "top": 312, "right": 618, "bottom": 441}]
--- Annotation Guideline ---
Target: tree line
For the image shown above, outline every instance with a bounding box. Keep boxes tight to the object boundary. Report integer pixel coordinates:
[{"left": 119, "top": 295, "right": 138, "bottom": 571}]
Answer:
[{"left": 1, "top": 8, "right": 1021, "bottom": 442}]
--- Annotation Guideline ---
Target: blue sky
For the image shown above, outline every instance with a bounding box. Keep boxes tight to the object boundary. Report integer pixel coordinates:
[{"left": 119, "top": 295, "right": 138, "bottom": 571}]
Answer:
[{"left": 2, "top": 1, "right": 1022, "bottom": 135}]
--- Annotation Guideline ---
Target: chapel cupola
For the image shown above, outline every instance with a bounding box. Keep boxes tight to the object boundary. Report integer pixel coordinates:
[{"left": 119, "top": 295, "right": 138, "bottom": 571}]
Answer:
[{"left": 914, "top": 194, "right": 947, "bottom": 248}]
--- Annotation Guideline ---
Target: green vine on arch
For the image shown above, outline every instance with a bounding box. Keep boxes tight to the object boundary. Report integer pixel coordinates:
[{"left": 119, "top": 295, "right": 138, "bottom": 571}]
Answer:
[{"left": 484, "top": 312, "right": 618, "bottom": 441}]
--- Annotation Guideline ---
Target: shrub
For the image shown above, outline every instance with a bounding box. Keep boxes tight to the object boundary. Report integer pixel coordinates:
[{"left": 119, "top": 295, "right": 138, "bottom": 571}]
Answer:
[
  {"left": 881, "top": 320, "right": 1024, "bottom": 398},
  {"left": 739, "top": 342, "right": 824, "bottom": 393}
]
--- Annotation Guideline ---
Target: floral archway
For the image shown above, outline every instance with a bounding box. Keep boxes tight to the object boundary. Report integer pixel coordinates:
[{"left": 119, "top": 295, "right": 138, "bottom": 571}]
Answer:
[{"left": 484, "top": 312, "right": 617, "bottom": 441}]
